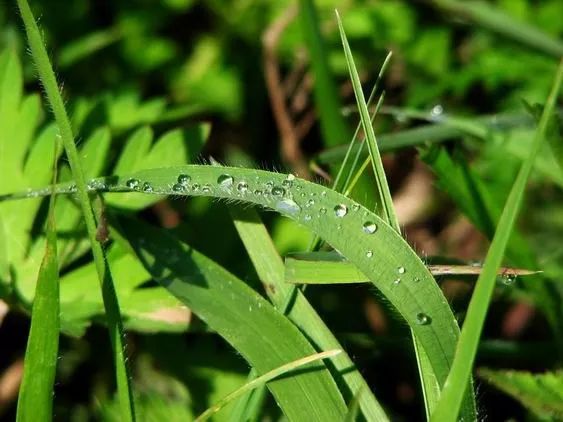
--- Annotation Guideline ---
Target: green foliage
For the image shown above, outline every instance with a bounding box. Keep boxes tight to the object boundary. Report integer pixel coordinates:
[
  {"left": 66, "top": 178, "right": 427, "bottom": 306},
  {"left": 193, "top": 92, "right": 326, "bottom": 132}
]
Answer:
[
  {"left": 479, "top": 369, "right": 563, "bottom": 420},
  {"left": 1, "top": 0, "right": 562, "bottom": 420}
]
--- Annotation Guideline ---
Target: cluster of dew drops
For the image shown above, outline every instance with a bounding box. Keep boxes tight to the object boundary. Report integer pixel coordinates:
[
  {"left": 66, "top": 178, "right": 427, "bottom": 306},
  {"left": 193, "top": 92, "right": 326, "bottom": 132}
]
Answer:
[{"left": 123, "top": 171, "right": 432, "bottom": 326}]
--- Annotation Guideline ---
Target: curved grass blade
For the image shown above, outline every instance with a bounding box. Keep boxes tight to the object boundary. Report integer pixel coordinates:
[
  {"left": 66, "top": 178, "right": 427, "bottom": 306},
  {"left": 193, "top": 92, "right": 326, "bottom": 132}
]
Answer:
[
  {"left": 15, "top": 1, "right": 135, "bottom": 419},
  {"left": 16, "top": 171, "right": 59, "bottom": 422},
  {"left": 195, "top": 350, "right": 342, "bottom": 422},
  {"left": 3, "top": 164, "right": 469, "bottom": 415},
  {"left": 116, "top": 217, "right": 347, "bottom": 421},
  {"left": 431, "top": 59, "right": 563, "bottom": 422},
  {"left": 230, "top": 207, "right": 389, "bottom": 420}
]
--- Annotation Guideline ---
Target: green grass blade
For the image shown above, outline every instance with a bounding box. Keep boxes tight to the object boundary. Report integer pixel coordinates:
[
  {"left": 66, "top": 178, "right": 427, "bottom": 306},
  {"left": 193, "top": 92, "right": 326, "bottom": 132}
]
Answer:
[
  {"left": 316, "top": 110, "right": 540, "bottom": 165},
  {"left": 336, "top": 11, "right": 472, "bottom": 417},
  {"left": 431, "top": 59, "right": 563, "bottom": 422},
  {"left": 116, "top": 217, "right": 347, "bottom": 421},
  {"left": 15, "top": 1, "right": 135, "bottom": 420},
  {"left": 16, "top": 163, "right": 59, "bottom": 422},
  {"left": 336, "top": 11, "right": 399, "bottom": 232},
  {"left": 195, "top": 350, "right": 342, "bottom": 422},
  {"left": 285, "top": 252, "right": 536, "bottom": 284},
  {"left": 230, "top": 207, "right": 389, "bottom": 420},
  {"left": 5, "top": 164, "right": 475, "bottom": 418},
  {"left": 432, "top": 0, "right": 563, "bottom": 58},
  {"left": 299, "top": 0, "right": 351, "bottom": 147}
]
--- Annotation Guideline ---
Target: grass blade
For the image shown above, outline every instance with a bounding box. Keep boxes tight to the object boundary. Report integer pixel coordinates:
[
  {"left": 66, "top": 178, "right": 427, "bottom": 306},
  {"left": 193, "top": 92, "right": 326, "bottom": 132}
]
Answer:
[
  {"left": 432, "top": 0, "right": 563, "bottom": 58},
  {"left": 336, "top": 10, "right": 399, "bottom": 232},
  {"left": 116, "top": 217, "right": 348, "bottom": 420},
  {"left": 230, "top": 207, "right": 389, "bottom": 420},
  {"left": 16, "top": 158, "right": 59, "bottom": 422},
  {"left": 3, "top": 164, "right": 475, "bottom": 420},
  {"left": 15, "top": 1, "right": 135, "bottom": 419},
  {"left": 431, "top": 59, "right": 563, "bottom": 421},
  {"left": 336, "top": 11, "right": 478, "bottom": 418},
  {"left": 195, "top": 350, "right": 342, "bottom": 422}
]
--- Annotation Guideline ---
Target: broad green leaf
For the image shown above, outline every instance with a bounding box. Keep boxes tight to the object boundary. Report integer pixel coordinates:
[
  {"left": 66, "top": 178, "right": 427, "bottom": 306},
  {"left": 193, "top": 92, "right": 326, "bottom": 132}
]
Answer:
[
  {"left": 116, "top": 216, "right": 348, "bottom": 421},
  {"left": 478, "top": 369, "right": 563, "bottom": 420}
]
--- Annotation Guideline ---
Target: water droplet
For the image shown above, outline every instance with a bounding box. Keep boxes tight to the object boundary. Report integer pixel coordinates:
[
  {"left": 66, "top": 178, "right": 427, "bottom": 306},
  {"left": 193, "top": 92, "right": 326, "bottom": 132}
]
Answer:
[
  {"left": 398, "top": 267, "right": 406, "bottom": 274},
  {"left": 502, "top": 274, "right": 516, "bottom": 285},
  {"left": 254, "top": 189, "right": 263, "bottom": 196},
  {"left": 282, "top": 176, "right": 294, "bottom": 188},
  {"left": 321, "top": 191, "right": 327, "bottom": 197},
  {"left": 237, "top": 182, "right": 249, "bottom": 193},
  {"left": 276, "top": 199, "right": 301, "bottom": 215},
  {"left": 173, "top": 183, "right": 185, "bottom": 192},
  {"left": 271, "top": 186, "right": 285, "bottom": 196},
  {"left": 126, "top": 178, "right": 140, "bottom": 190},
  {"left": 430, "top": 104, "right": 443, "bottom": 118},
  {"left": 337, "top": 224, "right": 342, "bottom": 230},
  {"left": 319, "top": 207, "right": 327, "bottom": 215},
  {"left": 202, "top": 184, "right": 211, "bottom": 193},
  {"left": 300, "top": 192, "right": 306, "bottom": 198},
  {"left": 366, "top": 250, "right": 373, "bottom": 258},
  {"left": 192, "top": 183, "right": 200, "bottom": 191},
  {"left": 334, "top": 204, "right": 348, "bottom": 217},
  {"left": 178, "top": 174, "right": 191, "bottom": 185},
  {"left": 265, "top": 181, "right": 274, "bottom": 189},
  {"left": 217, "top": 174, "right": 234, "bottom": 189},
  {"left": 416, "top": 313, "right": 431, "bottom": 325},
  {"left": 362, "top": 222, "right": 378, "bottom": 234},
  {"left": 306, "top": 199, "right": 315, "bottom": 207},
  {"left": 304, "top": 214, "right": 312, "bottom": 221},
  {"left": 352, "top": 204, "right": 360, "bottom": 212},
  {"left": 413, "top": 277, "right": 420, "bottom": 283},
  {"left": 142, "top": 182, "right": 153, "bottom": 193},
  {"left": 393, "top": 278, "right": 401, "bottom": 286}
]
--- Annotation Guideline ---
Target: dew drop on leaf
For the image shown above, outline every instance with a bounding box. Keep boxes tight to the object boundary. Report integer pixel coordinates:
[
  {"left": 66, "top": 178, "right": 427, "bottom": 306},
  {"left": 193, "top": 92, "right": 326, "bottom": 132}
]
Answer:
[
  {"left": 276, "top": 199, "right": 301, "bottom": 215},
  {"left": 352, "top": 204, "right": 360, "bottom": 212},
  {"left": 393, "top": 278, "right": 401, "bottom": 286},
  {"left": 173, "top": 183, "right": 184, "bottom": 192},
  {"left": 398, "top": 266, "right": 406, "bottom": 274},
  {"left": 271, "top": 186, "right": 285, "bottom": 196},
  {"left": 366, "top": 250, "right": 373, "bottom": 258},
  {"left": 142, "top": 182, "right": 153, "bottom": 193},
  {"left": 202, "top": 184, "right": 212, "bottom": 193},
  {"left": 217, "top": 174, "right": 234, "bottom": 189},
  {"left": 126, "top": 178, "right": 140, "bottom": 190},
  {"left": 362, "top": 222, "right": 377, "bottom": 234},
  {"left": 192, "top": 183, "right": 200, "bottom": 191},
  {"left": 334, "top": 204, "right": 348, "bottom": 217},
  {"left": 306, "top": 199, "right": 315, "bottom": 207},
  {"left": 178, "top": 174, "right": 191, "bottom": 185},
  {"left": 319, "top": 207, "right": 327, "bottom": 215},
  {"left": 237, "top": 182, "right": 249, "bottom": 193},
  {"left": 304, "top": 214, "right": 312, "bottom": 221},
  {"left": 416, "top": 313, "right": 431, "bottom": 325}
]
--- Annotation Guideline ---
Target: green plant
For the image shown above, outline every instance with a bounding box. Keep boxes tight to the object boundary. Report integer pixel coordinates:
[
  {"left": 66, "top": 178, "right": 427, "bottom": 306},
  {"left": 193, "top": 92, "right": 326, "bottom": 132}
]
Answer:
[{"left": 1, "top": 1, "right": 562, "bottom": 421}]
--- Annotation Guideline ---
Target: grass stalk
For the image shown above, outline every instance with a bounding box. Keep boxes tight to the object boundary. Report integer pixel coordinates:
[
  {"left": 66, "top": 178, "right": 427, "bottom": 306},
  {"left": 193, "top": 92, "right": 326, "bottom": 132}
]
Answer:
[
  {"left": 431, "top": 59, "right": 563, "bottom": 421},
  {"left": 15, "top": 1, "right": 135, "bottom": 420}
]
